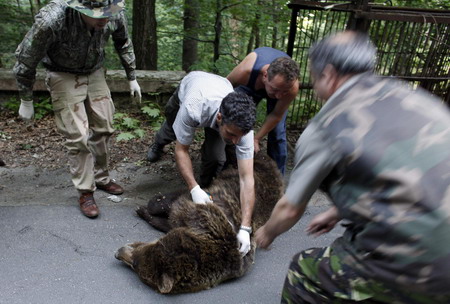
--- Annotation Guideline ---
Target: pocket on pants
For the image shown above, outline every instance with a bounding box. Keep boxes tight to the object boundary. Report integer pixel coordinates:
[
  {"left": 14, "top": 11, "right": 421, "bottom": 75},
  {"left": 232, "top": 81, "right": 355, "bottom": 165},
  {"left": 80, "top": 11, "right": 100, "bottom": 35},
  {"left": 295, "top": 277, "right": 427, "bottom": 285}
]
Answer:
[{"left": 48, "top": 72, "right": 88, "bottom": 111}]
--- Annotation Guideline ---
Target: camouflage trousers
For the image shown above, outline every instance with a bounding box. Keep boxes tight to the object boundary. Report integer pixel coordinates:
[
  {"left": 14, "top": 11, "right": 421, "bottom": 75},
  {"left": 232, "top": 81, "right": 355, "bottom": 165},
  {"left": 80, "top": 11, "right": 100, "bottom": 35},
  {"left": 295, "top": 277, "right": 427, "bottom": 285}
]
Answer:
[
  {"left": 46, "top": 68, "right": 115, "bottom": 192},
  {"left": 281, "top": 246, "right": 450, "bottom": 304}
]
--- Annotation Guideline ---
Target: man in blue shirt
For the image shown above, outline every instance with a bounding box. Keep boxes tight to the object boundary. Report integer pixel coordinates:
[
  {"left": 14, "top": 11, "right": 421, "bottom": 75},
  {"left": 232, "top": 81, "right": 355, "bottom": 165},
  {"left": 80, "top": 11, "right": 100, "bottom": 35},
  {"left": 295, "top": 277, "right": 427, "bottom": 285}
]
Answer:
[{"left": 226, "top": 48, "right": 299, "bottom": 175}]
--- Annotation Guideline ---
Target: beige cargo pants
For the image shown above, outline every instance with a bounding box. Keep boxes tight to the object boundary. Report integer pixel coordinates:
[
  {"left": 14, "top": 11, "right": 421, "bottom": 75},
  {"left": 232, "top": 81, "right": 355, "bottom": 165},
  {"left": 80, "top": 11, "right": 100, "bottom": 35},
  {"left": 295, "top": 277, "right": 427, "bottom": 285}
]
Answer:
[{"left": 46, "top": 68, "right": 115, "bottom": 193}]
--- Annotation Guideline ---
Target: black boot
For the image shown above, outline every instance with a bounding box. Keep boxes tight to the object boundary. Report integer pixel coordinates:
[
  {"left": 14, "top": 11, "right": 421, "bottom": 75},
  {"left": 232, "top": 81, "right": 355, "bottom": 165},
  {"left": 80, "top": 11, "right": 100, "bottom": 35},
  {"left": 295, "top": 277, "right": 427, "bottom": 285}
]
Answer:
[{"left": 147, "top": 142, "right": 165, "bottom": 162}]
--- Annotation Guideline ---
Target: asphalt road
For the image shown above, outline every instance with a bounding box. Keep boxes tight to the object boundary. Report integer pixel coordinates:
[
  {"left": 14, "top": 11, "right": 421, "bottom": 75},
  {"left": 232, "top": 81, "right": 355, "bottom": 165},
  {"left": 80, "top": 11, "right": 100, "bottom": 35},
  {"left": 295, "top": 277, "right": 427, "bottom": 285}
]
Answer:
[{"left": 0, "top": 164, "right": 339, "bottom": 304}]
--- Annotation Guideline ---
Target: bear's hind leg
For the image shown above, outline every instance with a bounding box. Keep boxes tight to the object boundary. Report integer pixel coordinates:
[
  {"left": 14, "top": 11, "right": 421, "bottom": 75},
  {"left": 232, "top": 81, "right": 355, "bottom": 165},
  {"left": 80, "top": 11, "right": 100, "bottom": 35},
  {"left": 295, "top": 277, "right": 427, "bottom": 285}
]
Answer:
[{"left": 146, "top": 191, "right": 184, "bottom": 216}]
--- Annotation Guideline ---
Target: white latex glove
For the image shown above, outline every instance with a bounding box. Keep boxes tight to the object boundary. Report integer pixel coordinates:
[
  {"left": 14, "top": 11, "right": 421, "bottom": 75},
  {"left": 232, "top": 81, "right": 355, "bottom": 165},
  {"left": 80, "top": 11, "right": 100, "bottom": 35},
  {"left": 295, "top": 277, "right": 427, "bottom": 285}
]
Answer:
[
  {"left": 237, "top": 229, "right": 251, "bottom": 256},
  {"left": 190, "top": 185, "right": 213, "bottom": 204},
  {"left": 18, "top": 99, "right": 34, "bottom": 120},
  {"left": 129, "top": 79, "right": 142, "bottom": 104}
]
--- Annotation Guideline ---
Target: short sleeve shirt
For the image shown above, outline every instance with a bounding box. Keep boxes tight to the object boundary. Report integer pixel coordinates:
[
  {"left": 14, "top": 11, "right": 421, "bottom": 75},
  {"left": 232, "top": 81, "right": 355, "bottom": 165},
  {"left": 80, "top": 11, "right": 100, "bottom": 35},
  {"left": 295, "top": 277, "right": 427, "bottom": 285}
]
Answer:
[
  {"left": 285, "top": 75, "right": 362, "bottom": 206},
  {"left": 173, "top": 71, "right": 254, "bottom": 160}
]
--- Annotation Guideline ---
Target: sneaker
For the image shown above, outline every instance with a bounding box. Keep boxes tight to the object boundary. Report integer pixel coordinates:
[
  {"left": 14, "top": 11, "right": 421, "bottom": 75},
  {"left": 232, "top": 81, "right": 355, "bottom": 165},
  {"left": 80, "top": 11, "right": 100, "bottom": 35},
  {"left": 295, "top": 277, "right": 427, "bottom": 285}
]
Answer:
[{"left": 147, "top": 142, "right": 165, "bottom": 162}]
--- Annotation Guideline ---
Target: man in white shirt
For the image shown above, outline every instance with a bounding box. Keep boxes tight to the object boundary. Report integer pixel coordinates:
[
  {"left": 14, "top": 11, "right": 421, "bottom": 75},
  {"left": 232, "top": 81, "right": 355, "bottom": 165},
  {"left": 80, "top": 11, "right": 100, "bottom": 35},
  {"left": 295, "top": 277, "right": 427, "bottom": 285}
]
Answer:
[{"left": 147, "top": 71, "right": 257, "bottom": 256}]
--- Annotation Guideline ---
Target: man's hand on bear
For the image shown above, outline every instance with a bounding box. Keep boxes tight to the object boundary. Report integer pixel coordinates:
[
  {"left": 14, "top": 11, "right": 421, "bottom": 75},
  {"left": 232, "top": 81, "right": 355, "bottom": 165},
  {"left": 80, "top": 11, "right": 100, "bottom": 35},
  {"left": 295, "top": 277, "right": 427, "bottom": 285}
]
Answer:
[
  {"left": 237, "top": 228, "right": 251, "bottom": 256},
  {"left": 190, "top": 185, "right": 213, "bottom": 204}
]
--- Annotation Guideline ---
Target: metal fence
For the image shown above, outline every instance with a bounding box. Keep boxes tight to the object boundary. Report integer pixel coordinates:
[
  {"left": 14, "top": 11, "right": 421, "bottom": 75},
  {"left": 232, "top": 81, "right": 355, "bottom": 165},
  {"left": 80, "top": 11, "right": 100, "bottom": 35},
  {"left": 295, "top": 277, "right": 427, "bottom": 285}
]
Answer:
[{"left": 286, "top": 0, "right": 450, "bottom": 131}]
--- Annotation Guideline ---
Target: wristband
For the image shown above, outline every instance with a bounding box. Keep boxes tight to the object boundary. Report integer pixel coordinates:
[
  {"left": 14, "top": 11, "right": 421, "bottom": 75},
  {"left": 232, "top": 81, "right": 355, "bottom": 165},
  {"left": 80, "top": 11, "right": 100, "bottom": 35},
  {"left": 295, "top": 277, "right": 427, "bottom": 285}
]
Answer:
[{"left": 240, "top": 225, "right": 252, "bottom": 234}]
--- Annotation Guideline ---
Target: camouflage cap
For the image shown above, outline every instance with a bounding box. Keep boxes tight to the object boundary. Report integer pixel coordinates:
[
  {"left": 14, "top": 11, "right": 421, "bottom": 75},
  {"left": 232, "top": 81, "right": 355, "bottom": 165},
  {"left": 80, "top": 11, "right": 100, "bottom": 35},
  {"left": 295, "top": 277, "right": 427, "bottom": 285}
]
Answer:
[{"left": 66, "top": 0, "right": 125, "bottom": 18}]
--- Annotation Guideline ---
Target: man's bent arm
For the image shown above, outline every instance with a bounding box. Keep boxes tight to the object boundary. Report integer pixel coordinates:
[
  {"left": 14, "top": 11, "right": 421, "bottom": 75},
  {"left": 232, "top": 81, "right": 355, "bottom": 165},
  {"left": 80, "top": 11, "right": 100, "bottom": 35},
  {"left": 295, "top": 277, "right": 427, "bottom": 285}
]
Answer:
[
  {"left": 255, "top": 89, "right": 298, "bottom": 143},
  {"left": 238, "top": 158, "right": 255, "bottom": 227},
  {"left": 226, "top": 52, "right": 257, "bottom": 87},
  {"left": 112, "top": 12, "right": 136, "bottom": 81}
]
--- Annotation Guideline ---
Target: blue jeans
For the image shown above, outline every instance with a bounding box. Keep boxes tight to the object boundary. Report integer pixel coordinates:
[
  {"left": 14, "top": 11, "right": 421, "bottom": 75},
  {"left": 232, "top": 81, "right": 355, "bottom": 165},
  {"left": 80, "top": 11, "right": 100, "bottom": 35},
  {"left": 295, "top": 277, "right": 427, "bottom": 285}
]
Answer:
[{"left": 266, "top": 98, "right": 288, "bottom": 175}]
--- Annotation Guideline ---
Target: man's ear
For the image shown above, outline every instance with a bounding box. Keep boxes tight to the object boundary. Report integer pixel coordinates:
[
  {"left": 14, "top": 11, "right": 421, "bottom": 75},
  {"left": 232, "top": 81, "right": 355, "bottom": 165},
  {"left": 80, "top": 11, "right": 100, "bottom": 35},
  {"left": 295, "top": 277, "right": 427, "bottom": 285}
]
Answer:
[
  {"left": 321, "top": 64, "right": 338, "bottom": 85},
  {"left": 321, "top": 64, "right": 340, "bottom": 95},
  {"left": 216, "top": 112, "right": 222, "bottom": 124},
  {"left": 262, "top": 69, "right": 269, "bottom": 83}
]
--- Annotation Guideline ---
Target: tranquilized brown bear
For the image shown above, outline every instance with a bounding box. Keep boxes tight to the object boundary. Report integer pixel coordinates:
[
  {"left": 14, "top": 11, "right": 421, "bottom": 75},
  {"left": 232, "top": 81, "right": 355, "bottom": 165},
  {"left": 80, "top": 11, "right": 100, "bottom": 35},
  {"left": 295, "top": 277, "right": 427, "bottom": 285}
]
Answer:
[{"left": 115, "top": 153, "right": 284, "bottom": 294}]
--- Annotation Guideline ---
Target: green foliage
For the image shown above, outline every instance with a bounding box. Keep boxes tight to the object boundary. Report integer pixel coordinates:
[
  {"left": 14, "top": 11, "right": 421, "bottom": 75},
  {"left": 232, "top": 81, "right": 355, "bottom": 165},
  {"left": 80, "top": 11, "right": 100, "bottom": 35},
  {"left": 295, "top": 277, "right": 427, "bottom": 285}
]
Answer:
[
  {"left": 141, "top": 102, "right": 164, "bottom": 129},
  {"left": 213, "top": 56, "right": 237, "bottom": 77},
  {"left": 116, "top": 132, "right": 136, "bottom": 141},
  {"left": 2, "top": 0, "right": 449, "bottom": 132},
  {"left": 0, "top": 2, "right": 33, "bottom": 68},
  {"left": 155, "top": 1, "right": 183, "bottom": 71},
  {"left": 288, "top": 96, "right": 322, "bottom": 128},
  {"left": 19, "top": 143, "right": 34, "bottom": 150},
  {"left": 0, "top": 131, "right": 12, "bottom": 140},
  {"left": 113, "top": 112, "right": 144, "bottom": 142},
  {"left": 33, "top": 98, "right": 53, "bottom": 120},
  {"left": 113, "top": 99, "right": 163, "bottom": 142},
  {"left": 193, "top": 128, "right": 205, "bottom": 143},
  {"left": 2, "top": 97, "right": 20, "bottom": 112},
  {"left": 373, "top": 0, "right": 450, "bottom": 9},
  {"left": 152, "top": 0, "right": 295, "bottom": 73},
  {"left": 3, "top": 0, "right": 448, "bottom": 73},
  {"left": 255, "top": 100, "right": 267, "bottom": 127}
]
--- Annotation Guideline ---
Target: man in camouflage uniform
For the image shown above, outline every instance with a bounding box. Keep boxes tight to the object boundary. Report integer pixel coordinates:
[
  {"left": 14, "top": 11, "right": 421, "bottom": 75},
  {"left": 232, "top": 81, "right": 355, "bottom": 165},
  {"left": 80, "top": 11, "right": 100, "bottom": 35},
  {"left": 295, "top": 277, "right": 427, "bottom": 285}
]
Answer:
[
  {"left": 14, "top": 0, "right": 142, "bottom": 218},
  {"left": 255, "top": 31, "right": 450, "bottom": 303}
]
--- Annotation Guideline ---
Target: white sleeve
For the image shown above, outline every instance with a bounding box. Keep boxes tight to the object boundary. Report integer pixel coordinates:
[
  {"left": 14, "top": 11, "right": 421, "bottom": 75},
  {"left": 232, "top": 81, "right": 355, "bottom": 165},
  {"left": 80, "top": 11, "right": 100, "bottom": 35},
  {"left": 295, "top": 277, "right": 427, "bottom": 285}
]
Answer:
[
  {"left": 235, "top": 131, "right": 254, "bottom": 160},
  {"left": 173, "top": 105, "right": 198, "bottom": 146}
]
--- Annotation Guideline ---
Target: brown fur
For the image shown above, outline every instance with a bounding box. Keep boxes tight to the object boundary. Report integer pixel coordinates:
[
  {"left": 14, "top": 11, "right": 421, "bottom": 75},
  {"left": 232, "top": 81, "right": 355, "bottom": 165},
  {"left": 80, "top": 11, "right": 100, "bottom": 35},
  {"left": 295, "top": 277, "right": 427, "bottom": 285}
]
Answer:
[{"left": 115, "top": 153, "right": 284, "bottom": 294}]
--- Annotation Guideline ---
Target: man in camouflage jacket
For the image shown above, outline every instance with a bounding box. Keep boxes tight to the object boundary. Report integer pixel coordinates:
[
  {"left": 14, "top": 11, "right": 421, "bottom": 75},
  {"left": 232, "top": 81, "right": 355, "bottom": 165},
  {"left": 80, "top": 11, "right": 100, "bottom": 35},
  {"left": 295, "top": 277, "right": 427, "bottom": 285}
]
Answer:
[
  {"left": 14, "top": 0, "right": 142, "bottom": 218},
  {"left": 255, "top": 31, "right": 450, "bottom": 303}
]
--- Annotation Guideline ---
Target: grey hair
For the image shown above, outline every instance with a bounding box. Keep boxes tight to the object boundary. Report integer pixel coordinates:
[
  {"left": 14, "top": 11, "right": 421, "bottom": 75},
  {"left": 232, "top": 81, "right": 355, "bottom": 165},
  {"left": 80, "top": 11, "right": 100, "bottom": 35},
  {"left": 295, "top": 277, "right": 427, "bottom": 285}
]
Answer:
[{"left": 308, "top": 31, "right": 377, "bottom": 76}]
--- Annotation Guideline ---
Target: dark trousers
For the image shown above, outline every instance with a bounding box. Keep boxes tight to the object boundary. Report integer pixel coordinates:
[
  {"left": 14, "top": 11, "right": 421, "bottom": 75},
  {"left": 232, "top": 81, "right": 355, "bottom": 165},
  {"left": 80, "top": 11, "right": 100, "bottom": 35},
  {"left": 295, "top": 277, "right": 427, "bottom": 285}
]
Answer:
[{"left": 154, "top": 88, "right": 180, "bottom": 147}]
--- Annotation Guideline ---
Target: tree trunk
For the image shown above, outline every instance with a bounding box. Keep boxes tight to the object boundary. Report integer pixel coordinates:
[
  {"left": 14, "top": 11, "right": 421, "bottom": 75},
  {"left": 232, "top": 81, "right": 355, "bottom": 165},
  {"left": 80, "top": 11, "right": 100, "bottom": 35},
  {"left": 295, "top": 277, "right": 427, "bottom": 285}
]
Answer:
[
  {"left": 182, "top": 0, "right": 199, "bottom": 72},
  {"left": 28, "top": 0, "right": 36, "bottom": 17},
  {"left": 254, "top": 1, "right": 262, "bottom": 49},
  {"left": 246, "top": 0, "right": 261, "bottom": 54},
  {"left": 132, "top": 0, "right": 157, "bottom": 70},
  {"left": 246, "top": 26, "right": 255, "bottom": 54},
  {"left": 271, "top": 0, "right": 279, "bottom": 49},
  {"left": 213, "top": 0, "right": 223, "bottom": 69}
]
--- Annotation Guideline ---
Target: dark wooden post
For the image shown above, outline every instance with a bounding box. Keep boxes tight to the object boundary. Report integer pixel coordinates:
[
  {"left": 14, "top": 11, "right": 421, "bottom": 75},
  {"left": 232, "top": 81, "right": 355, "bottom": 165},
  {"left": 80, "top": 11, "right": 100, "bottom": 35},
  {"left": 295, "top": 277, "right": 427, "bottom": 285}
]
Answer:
[
  {"left": 346, "top": 0, "right": 371, "bottom": 32},
  {"left": 286, "top": 6, "right": 299, "bottom": 57}
]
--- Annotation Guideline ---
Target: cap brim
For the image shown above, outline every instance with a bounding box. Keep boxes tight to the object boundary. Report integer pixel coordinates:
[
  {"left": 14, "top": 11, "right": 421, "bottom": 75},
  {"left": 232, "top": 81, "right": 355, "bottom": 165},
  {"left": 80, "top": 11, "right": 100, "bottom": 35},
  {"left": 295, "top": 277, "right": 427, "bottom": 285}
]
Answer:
[{"left": 67, "top": 1, "right": 124, "bottom": 18}]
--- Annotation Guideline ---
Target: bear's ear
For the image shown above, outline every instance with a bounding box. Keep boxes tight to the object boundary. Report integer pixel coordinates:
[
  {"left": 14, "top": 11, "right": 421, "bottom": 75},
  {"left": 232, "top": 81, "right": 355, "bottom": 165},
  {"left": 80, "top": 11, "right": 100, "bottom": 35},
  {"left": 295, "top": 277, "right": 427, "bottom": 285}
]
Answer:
[{"left": 158, "top": 273, "right": 174, "bottom": 294}]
